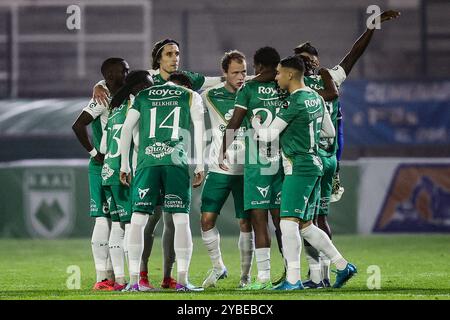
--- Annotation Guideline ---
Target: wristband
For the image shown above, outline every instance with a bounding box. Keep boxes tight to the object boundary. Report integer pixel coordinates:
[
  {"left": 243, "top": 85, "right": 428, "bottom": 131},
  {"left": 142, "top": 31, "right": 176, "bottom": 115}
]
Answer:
[{"left": 89, "top": 148, "right": 98, "bottom": 157}]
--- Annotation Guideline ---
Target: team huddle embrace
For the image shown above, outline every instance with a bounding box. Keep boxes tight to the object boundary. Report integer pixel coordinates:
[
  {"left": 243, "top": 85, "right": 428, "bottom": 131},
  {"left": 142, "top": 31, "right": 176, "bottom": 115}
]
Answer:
[{"left": 71, "top": 9, "right": 399, "bottom": 293}]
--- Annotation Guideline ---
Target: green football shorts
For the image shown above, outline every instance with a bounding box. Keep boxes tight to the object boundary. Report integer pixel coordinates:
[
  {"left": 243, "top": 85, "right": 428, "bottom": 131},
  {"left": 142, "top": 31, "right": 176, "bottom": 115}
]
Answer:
[
  {"left": 132, "top": 165, "right": 191, "bottom": 214},
  {"left": 89, "top": 172, "right": 110, "bottom": 218},
  {"left": 104, "top": 185, "right": 132, "bottom": 223},
  {"left": 280, "top": 175, "right": 321, "bottom": 221},
  {"left": 201, "top": 172, "right": 248, "bottom": 219},
  {"left": 243, "top": 166, "right": 283, "bottom": 211},
  {"left": 318, "top": 155, "right": 337, "bottom": 216}
]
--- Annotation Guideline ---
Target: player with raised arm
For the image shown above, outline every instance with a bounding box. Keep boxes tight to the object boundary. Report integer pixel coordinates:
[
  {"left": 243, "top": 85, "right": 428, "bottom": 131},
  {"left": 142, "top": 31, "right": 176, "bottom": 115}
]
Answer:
[
  {"left": 119, "top": 77, "right": 206, "bottom": 292},
  {"left": 100, "top": 70, "right": 154, "bottom": 291},
  {"left": 72, "top": 57, "right": 129, "bottom": 290},
  {"left": 256, "top": 55, "right": 356, "bottom": 290},
  {"left": 295, "top": 10, "right": 401, "bottom": 200},
  {"left": 200, "top": 50, "right": 254, "bottom": 289},
  {"left": 220, "top": 47, "right": 286, "bottom": 290},
  {"left": 293, "top": 9, "right": 400, "bottom": 286}
]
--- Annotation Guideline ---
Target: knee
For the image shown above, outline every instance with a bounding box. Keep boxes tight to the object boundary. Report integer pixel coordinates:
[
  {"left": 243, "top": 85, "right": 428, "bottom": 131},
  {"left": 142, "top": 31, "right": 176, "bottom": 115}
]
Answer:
[
  {"left": 239, "top": 219, "right": 252, "bottom": 233},
  {"left": 173, "top": 213, "right": 189, "bottom": 226},
  {"left": 201, "top": 215, "right": 215, "bottom": 232},
  {"left": 131, "top": 212, "right": 149, "bottom": 227}
]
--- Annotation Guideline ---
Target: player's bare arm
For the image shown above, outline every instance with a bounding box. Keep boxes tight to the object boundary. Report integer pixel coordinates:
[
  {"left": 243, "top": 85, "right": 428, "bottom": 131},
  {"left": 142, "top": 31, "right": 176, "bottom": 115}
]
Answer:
[
  {"left": 339, "top": 10, "right": 400, "bottom": 76},
  {"left": 72, "top": 111, "right": 105, "bottom": 164},
  {"left": 317, "top": 68, "right": 339, "bottom": 101}
]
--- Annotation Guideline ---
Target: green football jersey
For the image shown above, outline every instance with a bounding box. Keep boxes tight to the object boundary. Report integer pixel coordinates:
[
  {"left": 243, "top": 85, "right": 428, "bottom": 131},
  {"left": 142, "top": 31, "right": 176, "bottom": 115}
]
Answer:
[
  {"left": 102, "top": 100, "right": 131, "bottom": 186},
  {"left": 82, "top": 98, "right": 109, "bottom": 174},
  {"left": 234, "top": 80, "right": 287, "bottom": 168},
  {"left": 202, "top": 84, "right": 246, "bottom": 175},
  {"left": 132, "top": 83, "right": 193, "bottom": 170},
  {"left": 152, "top": 70, "right": 205, "bottom": 91},
  {"left": 277, "top": 87, "right": 324, "bottom": 176},
  {"left": 304, "top": 75, "right": 339, "bottom": 157}
]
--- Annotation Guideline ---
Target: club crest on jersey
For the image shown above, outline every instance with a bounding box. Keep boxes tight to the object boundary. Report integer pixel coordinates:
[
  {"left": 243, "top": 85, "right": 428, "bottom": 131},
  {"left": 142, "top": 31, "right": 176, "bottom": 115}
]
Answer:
[
  {"left": 102, "top": 201, "right": 109, "bottom": 214},
  {"left": 257, "top": 185, "right": 270, "bottom": 198},
  {"left": 138, "top": 188, "right": 149, "bottom": 200},
  {"left": 275, "top": 191, "right": 281, "bottom": 204},
  {"left": 101, "top": 164, "right": 114, "bottom": 181},
  {"left": 145, "top": 142, "right": 174, "bottom": 159}
]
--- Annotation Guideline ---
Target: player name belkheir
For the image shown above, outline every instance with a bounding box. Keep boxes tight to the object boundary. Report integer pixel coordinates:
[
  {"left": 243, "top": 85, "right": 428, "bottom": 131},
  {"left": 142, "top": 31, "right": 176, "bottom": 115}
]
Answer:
[{"left": 151, "top": 100, "right": 179, "bottom": 106}]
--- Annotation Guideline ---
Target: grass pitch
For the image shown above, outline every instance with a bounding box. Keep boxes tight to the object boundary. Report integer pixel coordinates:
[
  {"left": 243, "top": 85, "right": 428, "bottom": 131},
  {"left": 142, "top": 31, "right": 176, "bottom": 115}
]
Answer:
[{"left": 0, "top": 235, "right": 449, "bottom": 300}]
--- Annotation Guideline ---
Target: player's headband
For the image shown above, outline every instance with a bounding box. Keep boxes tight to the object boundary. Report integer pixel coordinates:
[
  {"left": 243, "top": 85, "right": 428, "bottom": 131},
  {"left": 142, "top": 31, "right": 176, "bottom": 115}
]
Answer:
[{"left": 154, "top": 39, "right": 180, "bottom": 58}]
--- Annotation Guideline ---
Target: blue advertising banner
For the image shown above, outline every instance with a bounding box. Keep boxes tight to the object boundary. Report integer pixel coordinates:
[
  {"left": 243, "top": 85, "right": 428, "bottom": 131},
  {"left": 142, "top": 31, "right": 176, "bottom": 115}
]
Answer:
[
  {"left": 339, "top": 80, "right": 450, "bottom": 145},
  {"left": 373, "top": 163, "right": 450, "bottom": 233}
]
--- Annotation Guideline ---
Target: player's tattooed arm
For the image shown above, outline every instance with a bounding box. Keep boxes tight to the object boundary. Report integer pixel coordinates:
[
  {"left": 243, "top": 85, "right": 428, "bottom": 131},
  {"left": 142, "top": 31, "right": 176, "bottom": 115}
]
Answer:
[
  {"left": 219, "top": 107, "right": 247, "bottom": 171},
  {"left": 339, "top": 10, "right": 401, "bottom": 76},
  {"left": 72, "top": 111, "right": 105, "bottom": 164},
  {"left": 317, "top": 68, "right": 339, "bottom": 101}
]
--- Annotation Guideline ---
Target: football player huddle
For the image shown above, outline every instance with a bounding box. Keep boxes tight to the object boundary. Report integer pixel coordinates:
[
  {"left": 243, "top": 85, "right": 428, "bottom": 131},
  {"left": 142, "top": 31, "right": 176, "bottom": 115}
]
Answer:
[{"left": 72, "top": 10, "right": 400, "bottom": 292}]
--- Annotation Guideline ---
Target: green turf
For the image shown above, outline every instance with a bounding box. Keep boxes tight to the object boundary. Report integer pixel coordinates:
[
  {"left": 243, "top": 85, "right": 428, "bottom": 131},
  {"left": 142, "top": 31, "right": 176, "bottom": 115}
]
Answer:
[{"left": 0, "top": 235, "right": 449, "bottom": 300}]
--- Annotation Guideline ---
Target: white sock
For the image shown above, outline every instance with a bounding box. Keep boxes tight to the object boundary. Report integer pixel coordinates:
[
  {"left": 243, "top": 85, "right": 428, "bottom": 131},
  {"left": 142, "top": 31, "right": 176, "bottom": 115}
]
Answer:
[
  {"left": 280, "top": 220, "right": 301, "bottom": 284},
  {"left": 123, "top": 223, "right": 130, "bottom": 266},
  {"left": 319, "top": 252, "right": 331, "bottom": 280},
  {"left": 141, "top": 210, "right": 161, "bottom": 272},
  {"left": 238, "top": 231, "right": 254, "bottom": 279},
  {"left": 300, "top": 224, "right": 348, "bottom": 271},
  {"left": 109, "top": 222, "right": 125, "bottom": 283},
  {"left": 201, "top": 227, "right": 225, "bottom": 272},
  {"left": 173, "top": 213, "right": 193, "bottom": 286},
  {"left": 304, "top": 244, "right": 321, "bottom": 283},
  {"left": 127, "top": 212, "right": 149, "bottom": 285},
  {"left": 106, "top": 257, "right": 114, "bottom": 282},
  {"left": 255, "top": 248, "right": 271, "bottom": 283},
  {"left": 162, "top": 211, "right": 176, "bottom": 279},
  {"left": 91, "top": 217, "right": 111, "bottom": 282}
]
